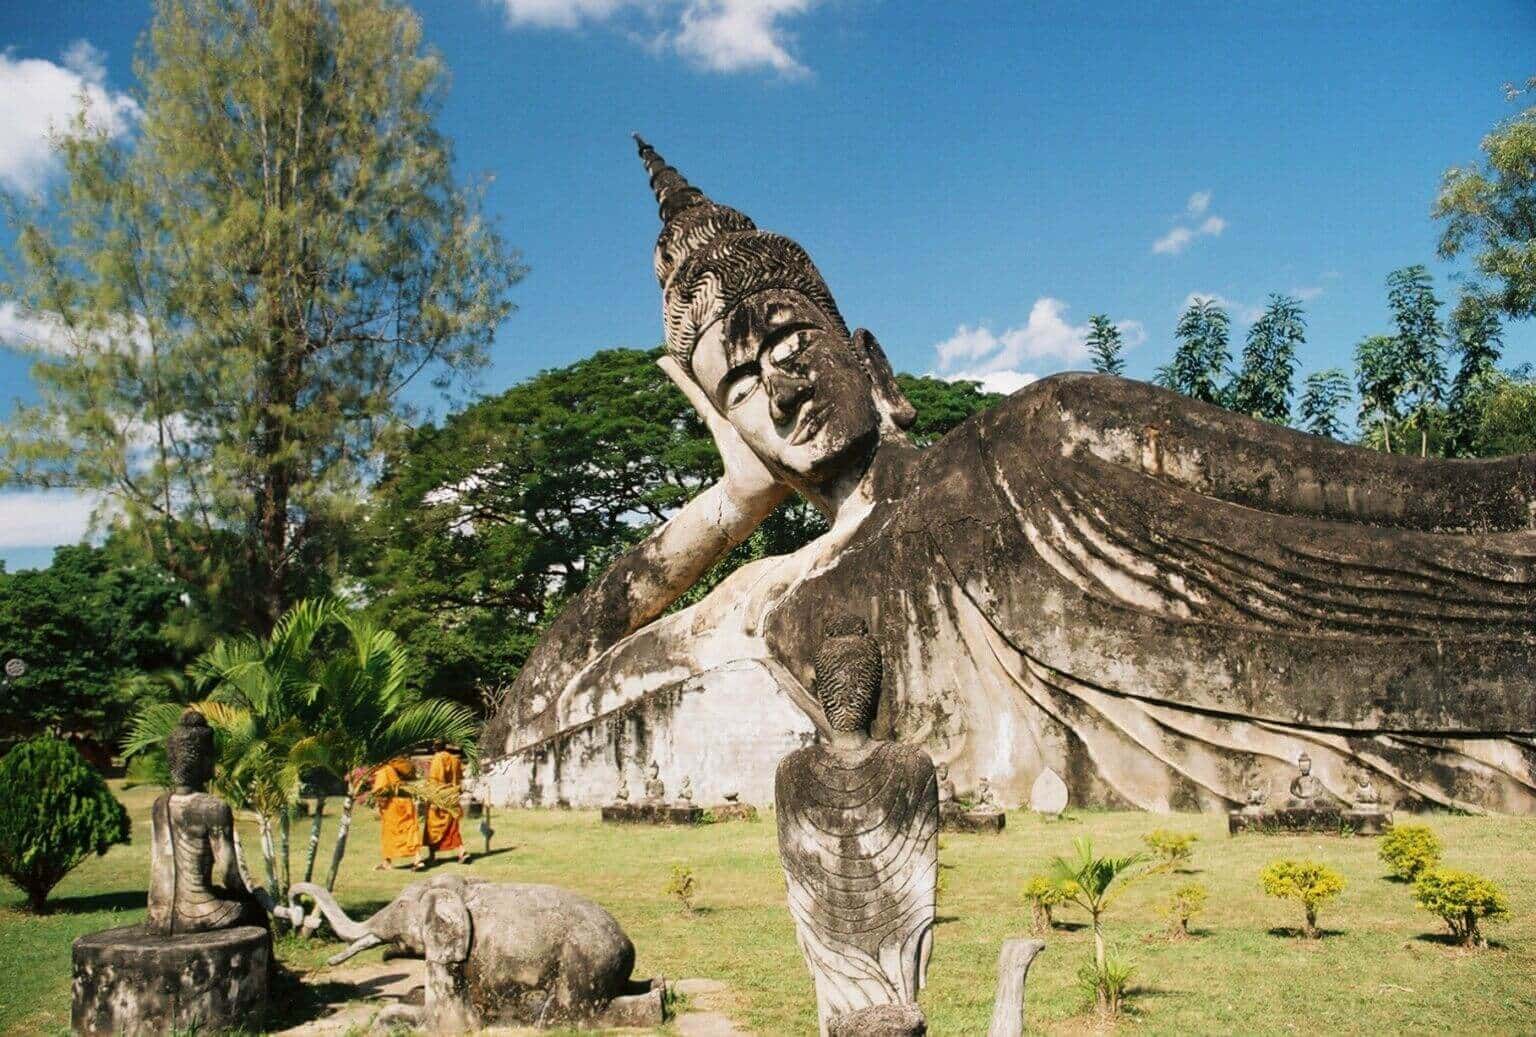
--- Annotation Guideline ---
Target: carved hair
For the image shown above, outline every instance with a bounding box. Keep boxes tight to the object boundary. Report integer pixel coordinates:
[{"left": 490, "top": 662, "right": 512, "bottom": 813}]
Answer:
[
  {"left": 813, "top": 618, "right": 881, "bottom": 733},
  {"left": 635, "top": 136, "right": 848, "bottom": 371},
  {"left": 166, "top": 709, "right": 215, "bottom": 789}
]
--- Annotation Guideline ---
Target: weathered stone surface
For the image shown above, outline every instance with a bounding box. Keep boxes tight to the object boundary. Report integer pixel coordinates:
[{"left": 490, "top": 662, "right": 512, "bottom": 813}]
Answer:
[
  {"left": 291, "top": 876, "right": 662, "bottom": 1031},
  {"left": 1028, "top": 768, "right": 1069, "bottom": 815},
  {"left": 708, "top": 802, "right": 759, "bottom": 822},
  {"left": 72, "top": 924, "right": 269, "bottom": 1036},
  {"left": 484, "top": 138, "right": 1536, "bottom": 815},
  {"left": 986, "top": 938, "right": 1045, "bottom": 1037},
  {"left": 1227, "top": 806, "right": 1388, "bottom": 835},
  {"left": 776, "top": 622, "right": 937, "bottom": 1036},
  {"left": 826, "top": 1003, "right": 927, "bottom": 1037},
  {"left": 600, "top": 802, "right": 705, "bottom": 825},
  {"left": 941, "top": 808, "right": 1006, "bottom": 834}
]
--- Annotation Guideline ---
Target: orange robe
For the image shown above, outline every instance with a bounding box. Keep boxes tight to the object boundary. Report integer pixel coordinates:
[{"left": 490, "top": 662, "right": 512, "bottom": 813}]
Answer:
[
  {"left": 425, "top": 751, "right": 464, "bottom": 852},
  {"left": 374, "top": 759, "right": 421, "bottom": 860}
]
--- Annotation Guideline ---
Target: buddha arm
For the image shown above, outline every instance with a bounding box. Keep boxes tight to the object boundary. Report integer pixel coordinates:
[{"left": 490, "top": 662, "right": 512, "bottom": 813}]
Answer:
[{"left": 211, "top": 803, "right": 244, "bottom": 892}]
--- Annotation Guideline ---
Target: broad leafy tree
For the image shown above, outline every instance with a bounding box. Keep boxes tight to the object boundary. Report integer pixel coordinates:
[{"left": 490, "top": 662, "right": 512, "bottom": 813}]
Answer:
[
  {"left": 1435, "top": 76, "right": 1536, "bottom": 320},
  {"left": 1297, "top": 368, "right": 1350, "bottom": 440},
  {"left": 1086, "top": 315, "right": 1126, "bottom": 376},
  {"left": 0, "top": 0, "right": 522, "bottom": 636},
  {"left": 0, "top": 542, "right": 190, "bottom": 746},
  {"left": 1354, "top": 334, "right": 1406, "bottom": 453},
  {"left": 1229, "top": 294, "right": 1305, "bottom": 423},
  {"left": 1446, "top": 287, "right": 1505, "bottom": 456},
  {"left": 1157, "top": 298, "right": 1231, "bottom": 405},
  {"left": 1385, "top": 265, "right": 1447, "bottom": 457},
  {"left": 363, "top": 350, "right": 1001, "bottom": 707}
]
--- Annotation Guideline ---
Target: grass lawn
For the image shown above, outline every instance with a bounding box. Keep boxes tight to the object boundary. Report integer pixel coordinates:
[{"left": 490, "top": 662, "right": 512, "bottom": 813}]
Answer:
[{"left": 3, "top": 782, "right": 1534, "bottom": 1035}]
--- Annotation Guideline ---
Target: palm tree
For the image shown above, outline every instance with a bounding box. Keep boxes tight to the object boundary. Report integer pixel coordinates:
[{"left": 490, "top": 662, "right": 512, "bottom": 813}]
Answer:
[{"left": 1050, "top": 836, "right": 1149, "bottom": 998}]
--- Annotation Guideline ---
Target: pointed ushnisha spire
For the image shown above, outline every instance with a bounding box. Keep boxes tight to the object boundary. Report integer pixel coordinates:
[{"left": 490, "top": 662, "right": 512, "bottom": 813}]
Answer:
[{"left": 633, "top": 134, "right": 705, "bottom": 222}]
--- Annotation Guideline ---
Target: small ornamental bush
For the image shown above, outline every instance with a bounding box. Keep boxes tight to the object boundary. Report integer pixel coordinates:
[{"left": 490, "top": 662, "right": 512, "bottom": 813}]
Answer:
[
  {"left": 1163, "top": 881, "right": 1208, "bottom": 940},
  {"left": 1413, "top": 867, "right": 1508, "bottom": 947},
  {"left": 1260, "top": 859, "right": 1345, "bottom": 938},
  {"left": 1075, "top": 951, "right": 1136, "bottom": 1018},
  {"left": 664, "top": 864, "right": 698, "bottom": 913},
  {"left": 1022, "top": 874, "right": 1067, "bottom": 935},
  {"left": 1379, "top": 823, "right": 1442, "bottom": 881},
  {"left": 0, "top": 737, "right": 131, "bottom": 912},
  {"left": 1142, "top": 829, "right": 1198, "bottom": 870}
]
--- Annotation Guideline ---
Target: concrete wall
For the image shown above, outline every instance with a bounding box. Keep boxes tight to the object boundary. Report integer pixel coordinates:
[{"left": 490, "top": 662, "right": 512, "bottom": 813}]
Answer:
[{"left": 480, "top": 659, "right": 817, "bottom": 807}]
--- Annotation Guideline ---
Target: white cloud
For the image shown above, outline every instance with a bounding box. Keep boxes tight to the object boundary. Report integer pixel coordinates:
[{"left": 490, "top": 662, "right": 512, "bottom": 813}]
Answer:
[
  {"left": 1293, "top": 285, "right": 1324, "bottom": 302},
  {"left": 932, "top": 298, "right": 1146, "bottom": 392},
  {"left": 0, "top": 301, "right": 151, "bottom": 358},
  {"left": 1152, "top": 191, "right": 1226, "bottom": 255},
  {"left": 0, "top": 489, "right": 110, "bottom": 548},
  {"left": 492, "top": 0, "right": 818, "bottom": 76},
  {"left": 0, "top": 42, "right": 138, "bottom": 192}
]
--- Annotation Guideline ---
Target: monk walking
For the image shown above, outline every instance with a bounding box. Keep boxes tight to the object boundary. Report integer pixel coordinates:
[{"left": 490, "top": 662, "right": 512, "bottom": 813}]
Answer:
[
  {"left": 424, "top": 740, "right": 468, "bottom": 865},
  {"left": 372, "top": 757, "right": 422, "bottom": 870}
]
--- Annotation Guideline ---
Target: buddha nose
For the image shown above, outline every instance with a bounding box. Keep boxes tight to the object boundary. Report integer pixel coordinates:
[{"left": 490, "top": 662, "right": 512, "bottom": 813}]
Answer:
[{"left": 765, "top": 368, "right": 812, "bottom": 425}]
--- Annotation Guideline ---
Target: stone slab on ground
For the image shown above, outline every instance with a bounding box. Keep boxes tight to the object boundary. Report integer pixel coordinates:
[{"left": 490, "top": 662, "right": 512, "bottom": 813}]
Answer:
[
  {"left": 940, "top": 808, "right": 1006, "bottom": 834},
  {"left": 72, "top": 924, "right": 269, "bottom": 1037},
  {"left": 708, "top": 802, "right": 759, "bottom": 822},
  {"left": 601, "top": 802, "right": 706, "bottom": 825},
  {"left": 1228, "top": 806, "right": 1392, "bottom": 835}
]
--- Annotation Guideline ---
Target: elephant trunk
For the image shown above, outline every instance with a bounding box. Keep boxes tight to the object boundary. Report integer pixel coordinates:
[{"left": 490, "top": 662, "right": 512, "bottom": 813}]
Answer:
[
  {"left": 328, "top": 932, "right": 385, "bottom": 966},
  {"left": 288, "top": 881, "right": 373, "bottom": 943}
]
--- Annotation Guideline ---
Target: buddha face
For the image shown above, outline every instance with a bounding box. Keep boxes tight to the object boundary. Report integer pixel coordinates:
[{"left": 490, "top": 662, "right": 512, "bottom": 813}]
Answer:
[{"left": 690, "top": 289, "right": 879, "bottom": 486}]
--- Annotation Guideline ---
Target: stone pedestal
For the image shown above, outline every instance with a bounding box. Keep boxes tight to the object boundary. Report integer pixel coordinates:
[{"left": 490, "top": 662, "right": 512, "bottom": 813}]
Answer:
[
  {"left": 827, "top": 1002, "right": 927, "bottom": 1036},
  {"left": 600, "top": 802, "right": 705, "bottom": 825},
  {"left": 1228, "top": 805, "right": 1389, "bottom": 835},
  {"left": 708, "top": 802, "right": 758, "bottom": 822},
  {"left": 940, "top": 807, "right": 1005, "bottom": 834},
  {"left": 72, "top": 925, "right": 269, "bottom": 1036}
]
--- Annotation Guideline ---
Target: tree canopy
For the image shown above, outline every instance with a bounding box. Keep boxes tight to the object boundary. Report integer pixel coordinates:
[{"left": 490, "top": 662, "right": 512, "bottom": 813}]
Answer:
[{"left": 0, "top": 0, "right": 522, "bottom": 636}]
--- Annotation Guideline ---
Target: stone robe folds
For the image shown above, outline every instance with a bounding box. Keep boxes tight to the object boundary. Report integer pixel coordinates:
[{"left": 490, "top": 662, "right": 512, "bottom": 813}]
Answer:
[
  {"left": 775, "top": 741, "right": 938, "bottom": 1030},
  {"left": 146, "top": 792, "right": 265, "bottom": 934}
]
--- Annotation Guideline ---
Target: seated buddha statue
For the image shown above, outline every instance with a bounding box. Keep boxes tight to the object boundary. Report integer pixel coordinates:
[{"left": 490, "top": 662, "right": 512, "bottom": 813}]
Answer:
[
  {"left": 484, "top": 138, "right": 1536, "bottom": 816},
  {"left": 147, "top": 710, "right": 268, "bottom": 935},
  {"left": 775, "top": 619, "right": 938, "bottom": 1036},
  {"left": 1287, "top": 752, "right": 1329, "bottom": 807}
]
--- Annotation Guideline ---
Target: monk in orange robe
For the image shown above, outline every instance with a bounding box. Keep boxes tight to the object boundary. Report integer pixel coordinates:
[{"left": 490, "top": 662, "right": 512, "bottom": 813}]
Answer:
[
  {"left": 425, "top": 741, "right": 468, "bottom": 864},
  {"left": 372, "top": 757, "right": 422, "bottom": 870}
]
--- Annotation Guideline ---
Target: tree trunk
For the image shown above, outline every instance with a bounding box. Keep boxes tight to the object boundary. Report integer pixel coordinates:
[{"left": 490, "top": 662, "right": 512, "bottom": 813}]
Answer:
[
  {"left": 1383, "top": 421, "right": 1392, "bottom": 454},
  {"left": 278, "top": 806, "right": 292, "bottom": 897},
  {"left": 303, "top": 795, "right": 326, "bottom": 883},
  {"left": 26, "top": 885, "right": 50, "bottom": 914},
  {"left": 1093, "top": 915, "right": 1106, "bottom": 969},
  {"left": 325, "top": 795, "right": 356, "bottom": 891},
  {"left": 258, "top": 814, "right": 279, "bottom": 898},
  {"left": 1421, "top": 428, "right": 1428, "bottom": 458},
  {"left": 986, "top": 938, "right": 1044, "bottom": 1037}
]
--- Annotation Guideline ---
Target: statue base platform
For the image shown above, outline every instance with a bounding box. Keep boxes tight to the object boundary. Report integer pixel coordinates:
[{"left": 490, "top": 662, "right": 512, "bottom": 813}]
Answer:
[
  {"left": 827, "top": 1002, "right": 927, "bottom": 1036},
  {"left": 72, "top": 924, "right": 269, "bottom": 1036},
  {"left": 708, "top": 802, "right": 759, "bottom": 822},
  {"left": 1228, "top": 806, "right": 1391, "bottom": 835},
  {"left": 600, "top": 802, "right": 705, "bottom": 825},
  {"left": 940, "top": 806, "right": 1005, "bottom": 833}
]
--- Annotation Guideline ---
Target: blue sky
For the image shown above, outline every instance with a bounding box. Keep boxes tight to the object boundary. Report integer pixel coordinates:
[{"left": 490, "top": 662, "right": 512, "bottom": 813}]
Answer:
[{"left": 1, "top": 0, "right": 1533, "bottom": 570}]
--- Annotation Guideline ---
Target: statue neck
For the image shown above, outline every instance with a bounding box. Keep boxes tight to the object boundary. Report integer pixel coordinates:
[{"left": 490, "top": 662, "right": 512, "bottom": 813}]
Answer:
[
  {"left": 805, "top": 432, "right": 919, "bottom": 535},
  {"left": 827, "top": 729, "right": 873, "bottom": 752}
]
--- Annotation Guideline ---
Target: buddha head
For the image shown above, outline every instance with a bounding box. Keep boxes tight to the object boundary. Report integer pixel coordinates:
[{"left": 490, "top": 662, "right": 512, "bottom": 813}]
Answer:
[
  {"left": 813, "top": 616, "right": 881, "bottom": 734},
  {"left": 166, "top": 709, "right": 215, "bottom": 791},
  {"left": 1297, "top": 752, "right": 1313, "bottom": 775},
  {"left": 636, "top": 137, "right": 915, "bottom": 492}
]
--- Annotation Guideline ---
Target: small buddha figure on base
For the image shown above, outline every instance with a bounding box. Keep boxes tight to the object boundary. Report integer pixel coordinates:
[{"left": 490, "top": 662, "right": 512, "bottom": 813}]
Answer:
[
  {"left": 613, "top": 777, "right": 630, "bottom": 804},
  {"left": 974, "top": 776, "right": 1002, "bottom": 813},
  {"left": 1287, "top": 753, "right": 1327, "bottom": 807},
  {"left": 643, "top": 760, "right": 666, "bottom": 802},
  {"left": 147, "top": 710, "right": 267, "bottom": 935},
  {"left": 678, "top": 776, "right": 694, "bottom": 803},
  {"left": 935, "top": 763, "right": 959, "bottom": 813},
  {"left": 1351, "top": 771, "right": 1381, "bottom": 808}
]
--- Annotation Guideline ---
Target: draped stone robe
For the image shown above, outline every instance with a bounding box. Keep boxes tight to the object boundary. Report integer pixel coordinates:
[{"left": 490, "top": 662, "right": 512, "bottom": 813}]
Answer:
[
  {"left": 775, "top": 740, "right": 939, "bottom": 1034},
  {"left": 147, "top": 792, "right": 265, "bottom": 934}
]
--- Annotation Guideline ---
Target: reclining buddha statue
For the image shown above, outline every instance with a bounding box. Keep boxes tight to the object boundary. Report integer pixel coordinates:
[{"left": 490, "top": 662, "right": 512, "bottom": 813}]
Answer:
[{"left": 482, "top": 138, "right": 1536, "bottom": 814}]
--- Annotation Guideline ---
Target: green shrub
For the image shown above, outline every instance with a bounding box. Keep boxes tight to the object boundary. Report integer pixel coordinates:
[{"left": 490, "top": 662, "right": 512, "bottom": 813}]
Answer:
[
  {"left": 1022, "top": 874, "right": 1067, "bottom": 935},
  {"left": 1075, "top": 951, "right": 1136, "bottom": 1018},
  {"left": 0, "top": 737, "right": 130, "bottom": 912},
  {"left": 664, "top": 864, "right": 698, "bottom": 913},
  {"left": 1260, "top": 859, "right": 1345, "bottom": 938},
  {"left": 1379, "top": 823, "right": 1442, "bottom": 881},
  {"left": 1142, "top": 829, "right": 1198, "bottom": 870},
  {"left": 1163, "top": 881, "right": 1208, "bottom": 939},
  {"left": 1413, "top": 867, "right": 1508, "bottom": 947}
]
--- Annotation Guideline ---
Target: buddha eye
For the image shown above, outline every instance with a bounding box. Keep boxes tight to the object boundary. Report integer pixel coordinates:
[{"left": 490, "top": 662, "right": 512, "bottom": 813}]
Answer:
[{"left": 723, "top": 364, "right": 760, "bottom": 409}]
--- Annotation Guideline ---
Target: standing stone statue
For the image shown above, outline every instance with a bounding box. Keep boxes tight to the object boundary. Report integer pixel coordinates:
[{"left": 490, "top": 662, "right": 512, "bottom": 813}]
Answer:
[
  {"left": 147, "top": 710, "right": 268, "bottom": 934},
  {"left": 775, "top": 619, "right": 938, "bottom": 1037}
]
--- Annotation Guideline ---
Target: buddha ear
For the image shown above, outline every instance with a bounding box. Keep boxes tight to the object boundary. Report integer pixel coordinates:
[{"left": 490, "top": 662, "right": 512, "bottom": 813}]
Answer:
[{"left": 852, "top": 328, "right": 916, "bottom": 431}]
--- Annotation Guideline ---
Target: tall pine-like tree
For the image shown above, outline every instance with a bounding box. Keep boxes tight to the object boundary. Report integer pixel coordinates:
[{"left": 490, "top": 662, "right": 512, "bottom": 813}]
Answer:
[
  {"left": 1298, "top": 368, "right": 1350, "bottom": 440},
  {"left": 1086, "top": 314, "right": 1126, "bottom": 376},
  {"left": 1230, "top": 294, "right": 1306, "bottom": 423},
  {"left": 1385, "top": 265, "right": 1447, "bottom": 457},
  {"left": 1355, "top": 334, "right": 1406, "bottom": 453},
  {"left": 0, "top": 0, "right": 523, "bottom": 635},
  {"left": 1156, "top": 297, "right": 1230, "bottom": 405},
  {"left": 1446, "top": 287, "right": 1504, "bottom": 457}
]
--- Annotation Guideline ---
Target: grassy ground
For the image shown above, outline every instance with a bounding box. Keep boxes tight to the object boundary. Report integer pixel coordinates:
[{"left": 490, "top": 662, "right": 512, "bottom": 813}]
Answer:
[{"left": 3, "top": 783, "right": 1534, "bottom": 1035}]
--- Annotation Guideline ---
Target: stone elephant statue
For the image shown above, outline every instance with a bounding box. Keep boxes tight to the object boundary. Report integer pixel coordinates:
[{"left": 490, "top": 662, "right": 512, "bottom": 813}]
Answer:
[{"left": 289, "top": 876, "right": 664, "bottom": 1031}]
